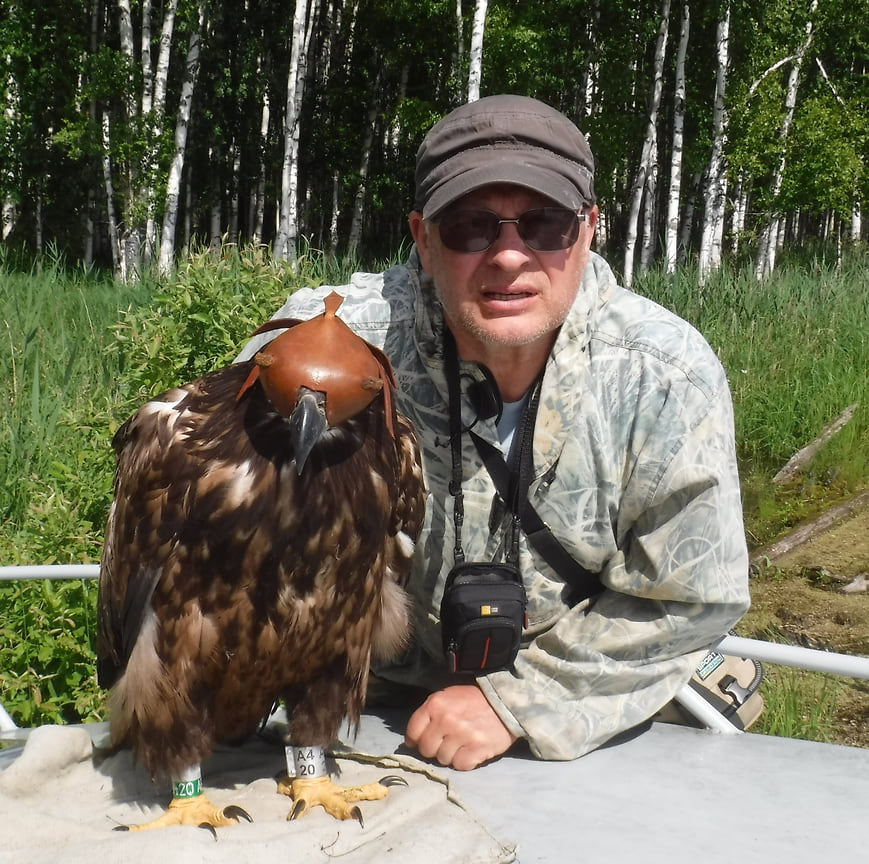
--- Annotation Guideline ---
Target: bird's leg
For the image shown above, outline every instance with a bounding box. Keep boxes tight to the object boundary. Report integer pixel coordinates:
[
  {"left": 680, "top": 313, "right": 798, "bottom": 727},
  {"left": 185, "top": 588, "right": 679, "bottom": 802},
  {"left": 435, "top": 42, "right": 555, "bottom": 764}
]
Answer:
[
  {"left": 277, "top": 745, "right": 406, "bottom": 826},
  {"left": 115, "top": 764, "right": 251, "bottom": 834}
]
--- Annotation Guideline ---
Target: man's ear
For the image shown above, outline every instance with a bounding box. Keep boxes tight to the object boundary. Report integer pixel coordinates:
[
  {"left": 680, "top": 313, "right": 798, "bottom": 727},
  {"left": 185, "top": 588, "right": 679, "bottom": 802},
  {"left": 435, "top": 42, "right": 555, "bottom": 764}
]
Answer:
[{"left": 408, "top": 210, "right": 432, "bottom": 272}]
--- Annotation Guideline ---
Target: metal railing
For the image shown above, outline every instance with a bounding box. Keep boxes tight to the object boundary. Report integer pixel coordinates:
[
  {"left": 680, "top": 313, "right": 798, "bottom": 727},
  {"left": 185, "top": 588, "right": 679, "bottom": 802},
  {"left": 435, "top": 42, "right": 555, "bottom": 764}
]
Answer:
[
  {"left": 0, "top": 564, "right": 100, "bottom": 581},
  {"left": 2, "top": 564, "right": 869, "bottom": 735}
]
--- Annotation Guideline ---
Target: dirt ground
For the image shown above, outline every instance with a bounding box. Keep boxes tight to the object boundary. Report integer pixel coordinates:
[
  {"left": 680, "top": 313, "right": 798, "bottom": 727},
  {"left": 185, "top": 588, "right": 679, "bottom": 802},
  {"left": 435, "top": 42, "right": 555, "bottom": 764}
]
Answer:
[{"left": 740, "top": 502, "right": 869, "bottom": 748}]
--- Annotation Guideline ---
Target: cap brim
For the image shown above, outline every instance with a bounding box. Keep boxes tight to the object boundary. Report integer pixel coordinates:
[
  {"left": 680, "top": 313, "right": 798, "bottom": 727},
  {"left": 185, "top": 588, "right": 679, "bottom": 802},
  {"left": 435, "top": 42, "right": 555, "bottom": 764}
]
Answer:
[{"left": 423, "top": 159, "right": 587, "bottom": 219}]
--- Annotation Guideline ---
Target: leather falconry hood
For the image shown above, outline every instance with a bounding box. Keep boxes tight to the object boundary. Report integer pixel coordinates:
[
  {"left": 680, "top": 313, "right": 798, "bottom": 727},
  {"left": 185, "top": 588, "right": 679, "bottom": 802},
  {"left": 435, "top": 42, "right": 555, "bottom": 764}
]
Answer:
[{"left": 236, "top": 291, "right": 397, "bottom": 437}]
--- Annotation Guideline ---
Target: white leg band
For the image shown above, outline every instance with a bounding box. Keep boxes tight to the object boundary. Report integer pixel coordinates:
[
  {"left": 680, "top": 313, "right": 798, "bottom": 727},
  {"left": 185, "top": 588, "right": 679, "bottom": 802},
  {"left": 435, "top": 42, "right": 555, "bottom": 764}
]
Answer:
[
  {"left": 286, "top": 745, "right": 327, "bottom": 779},
  {"left": 172, "top": 765, "right": 202, "bottom": 799}
]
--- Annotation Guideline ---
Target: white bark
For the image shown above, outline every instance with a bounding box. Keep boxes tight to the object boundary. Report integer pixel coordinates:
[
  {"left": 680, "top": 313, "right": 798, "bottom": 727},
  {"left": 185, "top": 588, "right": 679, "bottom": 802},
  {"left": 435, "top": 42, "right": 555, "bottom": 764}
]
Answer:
[
  {"left": 229, "top": 141, "right": 240, "bottom": 245},
  {"left": 275, "top": 0, "right": 314, "bottom": 262},
  {"left": 623, "top": 0, "right": 670, "bottom": 287},
  {"left": 3, "top": 54, "right": 19, "bottom": 240},
  {"left": 665, "top": 2, "right": 689, "bottom": 273},
  {"left": 116, "top": 0, "right": 140, "bottom": 278},
  {"left": 100, "top": 112, "right": 120, "bottom": 271},
  {"left": 140, "top": 0, "right": 153, "bottom": 114},
  {"left": 851, "top": 201, "right": 862, "bottom": 242},
  {"left": 755, "top": 0, "right": 817, "bottom": 280},
  {"left": 732, "top": 168, "right": 749, "bottom": 256},
  {"left": 252, "top": 51, "right": 271, "bottom": 245},
  {"left": 698, "top": 2, "right": 730, "bottom": 283},
  {"left": 158, "top": 2, "right": 206, "bottom": 276},
  {"left": 329, "top": 173, "right": 340, "bottom": 255},
  {"left": 144, "top": 0, "right": 179, "bottom": 262},
  {"left": 467, "top": 0, "right": 488, "bottom": 102},
  {"left": 454, "top": 0, "right": 464, "bottom": 91}
]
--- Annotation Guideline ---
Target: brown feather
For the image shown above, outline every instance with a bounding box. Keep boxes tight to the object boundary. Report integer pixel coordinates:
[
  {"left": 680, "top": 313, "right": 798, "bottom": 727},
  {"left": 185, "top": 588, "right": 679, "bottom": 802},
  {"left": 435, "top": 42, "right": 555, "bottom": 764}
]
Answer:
[{"left": 98, "top": 323, "right": 425, "bottom": 781}]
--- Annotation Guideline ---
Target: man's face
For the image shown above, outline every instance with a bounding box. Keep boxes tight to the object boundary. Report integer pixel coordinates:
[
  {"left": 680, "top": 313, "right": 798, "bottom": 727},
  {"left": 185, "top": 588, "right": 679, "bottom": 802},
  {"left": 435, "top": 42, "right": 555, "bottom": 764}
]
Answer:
[{"left": 410, "top": 184, "right": 598, "bottom": 364}]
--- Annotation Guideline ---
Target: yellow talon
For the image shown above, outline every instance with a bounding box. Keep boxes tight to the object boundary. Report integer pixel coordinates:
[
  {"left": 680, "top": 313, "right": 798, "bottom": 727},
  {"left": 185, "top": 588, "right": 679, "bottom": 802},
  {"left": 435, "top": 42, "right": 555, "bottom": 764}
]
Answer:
[
  {"left": 118, "top": 794, "right": 251, "bottom": 833},
  {"left": 278, "top": 774, "right": 394, "bottom": 823}
]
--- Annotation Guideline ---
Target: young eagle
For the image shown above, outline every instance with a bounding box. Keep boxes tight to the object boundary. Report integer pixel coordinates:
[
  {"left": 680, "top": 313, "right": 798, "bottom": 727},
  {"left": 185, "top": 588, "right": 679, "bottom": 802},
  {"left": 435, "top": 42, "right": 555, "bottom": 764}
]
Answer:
[{"left": 97, "top": 292, "right": 425, "bottom": 832}]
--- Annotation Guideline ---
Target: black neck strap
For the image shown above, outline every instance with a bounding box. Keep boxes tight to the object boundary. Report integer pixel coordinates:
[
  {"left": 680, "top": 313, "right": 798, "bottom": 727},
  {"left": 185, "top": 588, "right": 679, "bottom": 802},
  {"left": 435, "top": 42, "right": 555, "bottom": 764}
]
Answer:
[{"left": 443, "top": 327, "right": 602, "bottom": 601}]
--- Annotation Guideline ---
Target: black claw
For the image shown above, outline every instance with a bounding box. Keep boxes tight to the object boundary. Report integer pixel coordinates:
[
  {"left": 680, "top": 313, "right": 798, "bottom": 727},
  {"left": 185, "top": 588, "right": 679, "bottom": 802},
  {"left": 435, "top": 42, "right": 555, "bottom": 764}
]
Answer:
[
  {"left": 351, "top": 806, "right": 364, "bottom": 828},
  {"left": 223, "top": 804, "right": 253, "bottom": 823},
  {"left": 113, "top": 825, "right": 130, "bottom": 832},
  {"left": 378, "top": 774, "right": 408, "bottom": 788},
  {"left": 198, "top": 822, "right": 218, "bottom": 840},
  {"left": 289, "top": 799, "right": 307, "bottom": 821}
]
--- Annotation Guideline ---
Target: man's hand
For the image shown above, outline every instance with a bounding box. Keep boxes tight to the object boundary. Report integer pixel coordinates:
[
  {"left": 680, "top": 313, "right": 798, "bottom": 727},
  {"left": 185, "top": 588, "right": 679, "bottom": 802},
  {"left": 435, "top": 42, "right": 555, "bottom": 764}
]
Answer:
[{"left": 404, "top": 684, "right": 518, "bottom": 770}]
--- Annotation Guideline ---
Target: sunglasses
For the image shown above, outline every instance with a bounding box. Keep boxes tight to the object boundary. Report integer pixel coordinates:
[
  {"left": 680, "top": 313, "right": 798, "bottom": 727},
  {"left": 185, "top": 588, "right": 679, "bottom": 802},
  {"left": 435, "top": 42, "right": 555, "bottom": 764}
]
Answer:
[{"left": 435, "top": 207, "right": 586, "bottom": 253}]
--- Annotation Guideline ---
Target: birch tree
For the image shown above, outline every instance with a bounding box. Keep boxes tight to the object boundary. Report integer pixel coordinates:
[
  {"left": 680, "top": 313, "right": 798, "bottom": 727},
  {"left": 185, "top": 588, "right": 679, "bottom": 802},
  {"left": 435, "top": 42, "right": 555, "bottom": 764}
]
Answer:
[
  {"left": 115, "top": 0, "right": 139, "bottom": 280},
  {"left": 665, "top": 2, "right": 689, "bottom": 273},
  {"left": 2, "top": 53, "right": 18, "bottom": 240},
  {"left": 623, "top": 0, "right": 670, "bottom": 287},
  {"left": 158, "top": 2, "right": 207, "bottom": 275},
  {"left": 274, "top": 0, "right": 315, "bottom": 262},
  {"left": 755, "top": 0, "right": 818, "bottom": 280},
  {"left": 346, "top": 67, "right": 382, "bottom": 258},
  {"left": 468, "top": 0, "right": 487, "bottom": 102},
  {"left": 143, "top": 0, "right": 179, "bottom": 262},
  {"left": 698, "top": 2, "right": 730, "bottom": 283}
]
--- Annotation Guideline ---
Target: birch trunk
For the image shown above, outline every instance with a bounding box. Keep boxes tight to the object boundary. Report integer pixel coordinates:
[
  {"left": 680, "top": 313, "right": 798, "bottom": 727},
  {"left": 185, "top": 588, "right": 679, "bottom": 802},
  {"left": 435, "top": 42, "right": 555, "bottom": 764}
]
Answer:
[
  {"left": 665, "top": 2, "right": 689, "bottom": 273},
  {"left": 3, "top": 53, "right": 19, "bottom": 240},
  {"left": 731, "top": 168, "right": 749, "bottom": 256},
  {"left": 329, "top": 173, "right": 340, "bottom": 255},
  {"left": 158, "top": 2, "right": 207, "bottom": 276},
  {"left": 100, "top": 113, "right": 121, "bottom": 271},
  {"left": 275, "top": 0, "right": 314, "bottom": 262},
  {"left": 140, "top": 0, "right": 153, "bottom": 114},
  {"left": 144, "top": 0, "right": 179, "bottom": 263},
  {"left": 623, "top": 0, "right": 670, "bottom": 287},
  {"left": 851, "top": 201, "right": 862, "bottom": 242},
  {"left": 116, "top": 0, "right": 140, "bottom": 279},
  {"left": 639, "top": 159, "right": 659, "bottom": 273},
  {"left": 229, "top": 141, "right": 240, "bottom": 245},
  {"left": 454, "top": 0, "right": 464, "bottom": 92},
  {"left": 755, "top": 0, "right": 817, "bottom": 280},
  {"left": 252, "top": 52, "right": 270, "bottom": 245},
  {"left": 698, "top": 2, "right": 730, "bottom": 283},
  {"left": 467, "top": 0, "right": 487, "bottom": 102},
  {"left": 346, "top": 71, "right": 381, "bottom": 258},
  {"left": 679, "top": 171, "right": 701, "bottom": 260},
  {"left": 82, "top": 0, "right": 103, "bottom": 268}
]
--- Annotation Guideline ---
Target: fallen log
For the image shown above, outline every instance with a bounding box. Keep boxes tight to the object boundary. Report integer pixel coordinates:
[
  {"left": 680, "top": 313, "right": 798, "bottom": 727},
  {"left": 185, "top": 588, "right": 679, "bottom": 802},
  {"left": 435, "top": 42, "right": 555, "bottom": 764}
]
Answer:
[
  {"left": 773, "top": 403, "right": 858, "bottom": 484},
  {"left": 750, "top": 488, "right": 869, "bottom": 566}
]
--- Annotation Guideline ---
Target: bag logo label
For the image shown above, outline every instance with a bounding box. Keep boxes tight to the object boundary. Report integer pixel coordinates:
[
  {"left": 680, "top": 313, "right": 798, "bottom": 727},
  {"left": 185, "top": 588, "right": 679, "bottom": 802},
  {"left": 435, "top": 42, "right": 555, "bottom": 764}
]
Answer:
[{"left": 696, "top": 651, "right": 725, "bottom": 680}]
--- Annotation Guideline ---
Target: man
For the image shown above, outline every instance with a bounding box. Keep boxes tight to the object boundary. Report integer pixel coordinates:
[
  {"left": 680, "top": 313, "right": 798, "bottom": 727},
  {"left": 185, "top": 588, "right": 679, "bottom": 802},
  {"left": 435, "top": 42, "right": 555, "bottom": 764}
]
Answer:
[{"left": 240, "top": 94, "right": 750, "bottom": 771}]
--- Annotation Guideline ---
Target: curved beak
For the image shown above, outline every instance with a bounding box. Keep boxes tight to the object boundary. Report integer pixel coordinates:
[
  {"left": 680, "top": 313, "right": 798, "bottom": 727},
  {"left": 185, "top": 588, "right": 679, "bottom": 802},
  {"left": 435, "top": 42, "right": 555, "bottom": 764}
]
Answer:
[{"left": 289, "top": 389, "right": 329, "bottom": 475}]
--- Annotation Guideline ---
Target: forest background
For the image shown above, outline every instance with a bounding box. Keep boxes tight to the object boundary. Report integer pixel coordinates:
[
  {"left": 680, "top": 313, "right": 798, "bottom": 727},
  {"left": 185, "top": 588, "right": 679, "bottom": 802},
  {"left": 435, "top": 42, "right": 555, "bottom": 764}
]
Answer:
[
  {"left": 1, "top": 0, "right": 868, "bottom": 280},
  {"left": 1, "top": 0, "right": 869, "bottom": 742}
]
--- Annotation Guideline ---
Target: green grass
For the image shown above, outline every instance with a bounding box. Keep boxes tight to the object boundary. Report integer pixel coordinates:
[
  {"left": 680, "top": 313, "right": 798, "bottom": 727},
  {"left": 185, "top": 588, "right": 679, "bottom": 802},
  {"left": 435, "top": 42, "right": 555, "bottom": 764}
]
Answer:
[
  {"left": 1, "top": 241, "right": 867, "bottom": 731},
  {"left": 756, "top": 666, "right": 839, "bottom": 743},
  {"left": 633, "top": 251, "right": 869, "bottom": 545}
]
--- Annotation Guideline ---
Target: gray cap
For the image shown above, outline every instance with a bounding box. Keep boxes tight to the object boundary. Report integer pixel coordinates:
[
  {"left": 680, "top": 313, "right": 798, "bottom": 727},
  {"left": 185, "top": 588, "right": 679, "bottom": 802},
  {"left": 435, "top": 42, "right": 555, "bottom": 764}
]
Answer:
[{"left": 414, "top": 94, "right": 596, "bottom": 220}]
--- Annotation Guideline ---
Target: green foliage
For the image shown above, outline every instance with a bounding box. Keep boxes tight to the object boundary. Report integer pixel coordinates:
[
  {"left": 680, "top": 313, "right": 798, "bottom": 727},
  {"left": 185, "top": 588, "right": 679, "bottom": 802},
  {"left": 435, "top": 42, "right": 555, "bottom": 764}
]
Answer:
[
  {"left": 109, "top": 243, "right": 290, "bottom": 405},
  {"left": 633, "top": 250, "right": 869, "bottom": 480},
  {"left": 0, "top": 578, "right": 103, "bottom": 725},
  {"left": 1, "top": 244, "right": 867, "bottom": 735}
]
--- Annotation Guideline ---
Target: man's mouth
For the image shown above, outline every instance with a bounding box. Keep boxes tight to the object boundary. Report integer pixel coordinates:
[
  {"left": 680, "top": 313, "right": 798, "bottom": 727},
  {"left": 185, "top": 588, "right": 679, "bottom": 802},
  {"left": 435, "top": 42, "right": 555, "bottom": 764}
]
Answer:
[{"left": 482, "top": 289, "right": 534, "bottom": 302}]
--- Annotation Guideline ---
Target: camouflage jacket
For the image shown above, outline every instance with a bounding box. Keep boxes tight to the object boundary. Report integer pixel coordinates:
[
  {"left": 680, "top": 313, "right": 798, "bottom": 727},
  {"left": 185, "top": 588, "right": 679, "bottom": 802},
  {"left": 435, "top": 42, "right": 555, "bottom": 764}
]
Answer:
[{"left": 239, "top": 249, "right": 750, "bottom": 760}]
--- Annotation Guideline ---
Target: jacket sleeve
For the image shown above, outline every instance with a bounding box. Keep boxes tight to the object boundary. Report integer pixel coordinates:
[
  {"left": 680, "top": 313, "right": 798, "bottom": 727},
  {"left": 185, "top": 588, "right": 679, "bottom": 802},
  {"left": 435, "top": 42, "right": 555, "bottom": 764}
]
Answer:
[{"left": 477, "top": 384, "right": 750, "bottom": 761}]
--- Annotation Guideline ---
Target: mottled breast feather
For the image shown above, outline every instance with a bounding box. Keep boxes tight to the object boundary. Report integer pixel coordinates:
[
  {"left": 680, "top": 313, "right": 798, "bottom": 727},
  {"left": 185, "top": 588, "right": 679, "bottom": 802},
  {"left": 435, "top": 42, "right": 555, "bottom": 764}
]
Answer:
[{"left": 98, "top": 349, "right": 424, "bottom": 781}]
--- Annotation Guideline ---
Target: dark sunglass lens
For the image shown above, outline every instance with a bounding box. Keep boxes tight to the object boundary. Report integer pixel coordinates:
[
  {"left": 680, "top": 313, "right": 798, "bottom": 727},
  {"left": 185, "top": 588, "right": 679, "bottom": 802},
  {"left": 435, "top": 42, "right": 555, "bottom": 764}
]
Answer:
[
  {"left": 438, "top": 211, "right": 498, "bottom": 253},
  {"left": 520, "top": 208, "right": 579, "bottom": 251}
]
